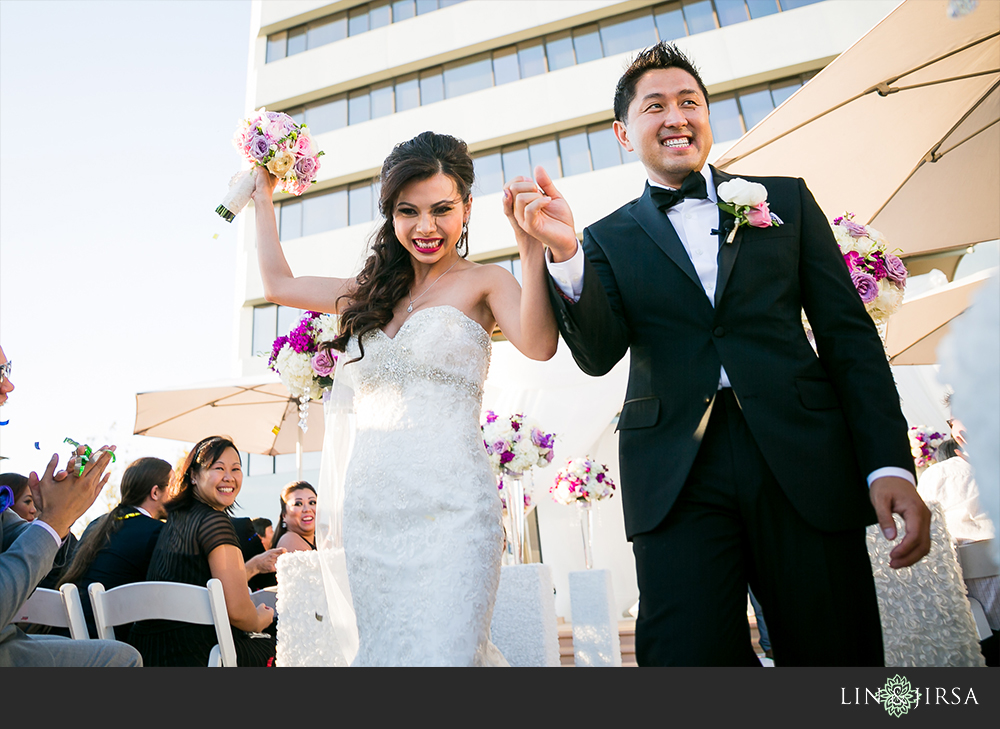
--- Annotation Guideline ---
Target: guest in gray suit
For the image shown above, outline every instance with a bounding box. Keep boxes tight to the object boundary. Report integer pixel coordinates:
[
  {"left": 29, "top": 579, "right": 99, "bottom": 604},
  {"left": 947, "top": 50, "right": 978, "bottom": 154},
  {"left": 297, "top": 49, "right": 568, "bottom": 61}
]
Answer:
[{"left": 0, "top": 344, "right": 141, "bottom": 667}]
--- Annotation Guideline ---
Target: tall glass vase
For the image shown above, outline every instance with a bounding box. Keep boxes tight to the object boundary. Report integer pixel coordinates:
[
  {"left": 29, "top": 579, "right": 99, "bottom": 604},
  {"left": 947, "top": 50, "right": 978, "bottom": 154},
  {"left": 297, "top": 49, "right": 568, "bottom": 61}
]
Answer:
[
  {"left": 577, "top": 500, "right": 594, "bottom": 569},
  {"left": 504, "top": 473, "right": 526, "bottom": 565}
]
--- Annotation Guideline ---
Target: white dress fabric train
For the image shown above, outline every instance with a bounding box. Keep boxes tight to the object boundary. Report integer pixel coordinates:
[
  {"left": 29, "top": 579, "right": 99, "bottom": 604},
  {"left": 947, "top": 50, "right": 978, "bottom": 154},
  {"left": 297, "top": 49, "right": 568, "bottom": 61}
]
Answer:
[{"left": 340, "top": 305, "right": 508, "bottom": 666}]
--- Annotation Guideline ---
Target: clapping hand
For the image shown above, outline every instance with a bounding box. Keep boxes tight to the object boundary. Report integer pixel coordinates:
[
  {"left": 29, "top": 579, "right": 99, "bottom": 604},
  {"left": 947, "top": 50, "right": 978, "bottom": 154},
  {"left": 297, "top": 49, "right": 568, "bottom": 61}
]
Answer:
[
  {"left": 504, "top": 166, "right": 578, "bottom": 262},
  {"left": 28, "top": 444, "right": 116, "bottom": 538}
]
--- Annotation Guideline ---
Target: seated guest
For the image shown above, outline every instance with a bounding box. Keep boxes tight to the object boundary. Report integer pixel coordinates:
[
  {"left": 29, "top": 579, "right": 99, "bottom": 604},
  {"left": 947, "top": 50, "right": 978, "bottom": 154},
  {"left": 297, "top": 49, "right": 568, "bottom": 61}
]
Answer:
[
  {"left": 57, "top": 457, "right": 171, "bottom": 640},
  {"left": 0, "top": 472, "right": 77, "bottom": 592},
  {"left": 129, "top": 436, "right": 276, "bottom": 667},
  {"left": 271, "top": 481, "right": 317, "bottom": 553},
  {"left": 232, "top": 516, "right": 283, "bottom": 591},
  {"left": 253, "top": 517, "right": 273, "bottom": 550}
]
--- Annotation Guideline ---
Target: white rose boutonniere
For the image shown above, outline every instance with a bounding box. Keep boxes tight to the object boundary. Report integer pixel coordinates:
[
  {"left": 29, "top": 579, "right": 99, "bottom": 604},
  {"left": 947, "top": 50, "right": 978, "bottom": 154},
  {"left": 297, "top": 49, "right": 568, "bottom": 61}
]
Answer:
[{"left": 716, "top": 178, "right": 783, "bottom": 244}]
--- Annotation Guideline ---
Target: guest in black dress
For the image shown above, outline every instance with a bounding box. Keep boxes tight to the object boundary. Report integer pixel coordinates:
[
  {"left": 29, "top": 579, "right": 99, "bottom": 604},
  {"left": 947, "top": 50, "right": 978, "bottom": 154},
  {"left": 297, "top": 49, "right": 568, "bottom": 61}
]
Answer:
[
  {"left": 271, "top": 481, "right": 318, "bottom": 553},
  {"left": 57, "top": 457, "right": 171, "bottom": 640},
  {"left": 129, "top": 436, "right": 276, "bottom": 667}
]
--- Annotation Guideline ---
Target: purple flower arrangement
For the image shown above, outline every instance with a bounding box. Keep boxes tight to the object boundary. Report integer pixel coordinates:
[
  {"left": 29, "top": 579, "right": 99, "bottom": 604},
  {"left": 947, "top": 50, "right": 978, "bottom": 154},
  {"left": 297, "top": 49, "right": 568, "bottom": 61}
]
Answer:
[
  {"left": 267, "top": 311, "right": 339, "bottom": 401},
  {"left": 831, "top": 213, "right": 907, "bottom": 316},
  {"left": 550, "top": 457, "right": 616, "bottom": 505},
  {"left": 908, "top": 425, "right": 947, "bottom": 468},
  {"left": 481, "top": 410, "right": 556, "bottom": 478}
]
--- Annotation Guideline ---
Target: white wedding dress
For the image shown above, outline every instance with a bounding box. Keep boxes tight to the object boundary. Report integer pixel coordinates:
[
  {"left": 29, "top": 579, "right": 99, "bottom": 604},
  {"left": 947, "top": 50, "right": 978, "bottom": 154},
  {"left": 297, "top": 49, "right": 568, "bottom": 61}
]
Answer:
[{"left": 339, "top": 305, "right": 509, "bottom": 666}]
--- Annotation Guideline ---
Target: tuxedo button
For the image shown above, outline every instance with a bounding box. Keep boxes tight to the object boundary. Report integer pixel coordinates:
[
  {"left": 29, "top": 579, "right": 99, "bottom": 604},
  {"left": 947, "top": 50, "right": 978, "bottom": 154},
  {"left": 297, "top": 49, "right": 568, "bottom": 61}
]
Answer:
[{"left": 713, "top": 326, "right": 726, "bottom": 337}]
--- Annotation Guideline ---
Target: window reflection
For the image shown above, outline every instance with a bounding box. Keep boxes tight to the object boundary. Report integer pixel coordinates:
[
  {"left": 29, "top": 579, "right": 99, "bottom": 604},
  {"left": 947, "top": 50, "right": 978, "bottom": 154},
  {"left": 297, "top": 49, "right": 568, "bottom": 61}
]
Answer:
[
  {"left": 715, "top": 0, "right": 750, "bottom": 26},
  {"left": 517, "top": 42, "right": 547, "bottom": 79},
  {"left": 682, "top": 0, "right": 717, "bottom": 34},
  {"left": 444, "top": 55, "right": 493, "bottom": 98},
  {"left": 588, "top": 125, "right": 622, "bottom": 170},
  {"left": 709, "top": 96, "right": 744, "bottom": 142},
  {"left": 599, "top": 12, "right": 657, "bottom": 57}
]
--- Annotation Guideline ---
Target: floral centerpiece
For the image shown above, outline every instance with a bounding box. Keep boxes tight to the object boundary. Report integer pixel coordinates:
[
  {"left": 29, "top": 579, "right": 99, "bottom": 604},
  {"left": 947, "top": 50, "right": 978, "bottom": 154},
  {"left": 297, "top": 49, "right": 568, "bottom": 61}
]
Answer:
[
  {"left": 267, "top": 311, "right": 339, "bottom": 430},
  {"left": 216, "top": 108, "right": 324, "bottom": 222},
  {"left": 551, "top": 456, "right": 616, "bottom": 569},
  {"left": 481, "top": 410, "right": 555, "bottom": 564},
  {"left": 908, "top": 425, "right": 947, "bottom": 469}
]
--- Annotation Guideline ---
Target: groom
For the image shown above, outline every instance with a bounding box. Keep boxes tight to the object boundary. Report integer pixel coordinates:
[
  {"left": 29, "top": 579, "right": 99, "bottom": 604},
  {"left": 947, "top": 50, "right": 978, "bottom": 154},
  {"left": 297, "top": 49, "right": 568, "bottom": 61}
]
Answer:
[{"left": 506, "top": 42, "right": 931, "bottom": 666}]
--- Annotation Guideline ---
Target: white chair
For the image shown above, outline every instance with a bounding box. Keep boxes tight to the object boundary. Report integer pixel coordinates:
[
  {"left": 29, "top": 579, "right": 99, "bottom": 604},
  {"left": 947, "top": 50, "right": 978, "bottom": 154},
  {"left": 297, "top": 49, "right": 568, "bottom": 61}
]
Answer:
[
  {"left": 957, "top": 538, "right": 999, "bottom": 641},
  {"left": 13, "top": 584, "right": 89, "bottom": 639},
  {"left": 88, "top": 579, "right": 237, "bottom": 667}
]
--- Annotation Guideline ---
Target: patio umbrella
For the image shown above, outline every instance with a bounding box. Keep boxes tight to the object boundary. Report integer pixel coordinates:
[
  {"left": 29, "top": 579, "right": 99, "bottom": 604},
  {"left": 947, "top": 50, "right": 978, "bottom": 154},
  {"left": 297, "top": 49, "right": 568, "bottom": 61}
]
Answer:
[
  {"left": 885, "top": 267, "right": 995, "bottom": 365},
  {"left": 715, "top": 0, "right": 1000, "bottom": 276},
  {"left": 133, "top": 376, "right": 324, "bottom": 469}
]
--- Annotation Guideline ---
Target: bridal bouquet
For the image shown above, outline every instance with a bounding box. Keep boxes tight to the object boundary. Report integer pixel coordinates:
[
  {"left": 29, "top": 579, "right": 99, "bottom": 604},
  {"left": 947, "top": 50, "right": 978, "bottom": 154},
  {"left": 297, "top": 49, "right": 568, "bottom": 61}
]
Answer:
[
  {"left": 481, "top": 411, "right": 555, "bottom": 477},
  {"left": 550, "top": 457, "right": 616, "bottom": 506},
  {"left": 908, "top": 425, "right": 948, "bottom": 468},
  {"left": 216, "top": 108, "right": 324, "bottom": 222},
  {"left": 267, "top": 310, "right": 339, "bottom": 402}
]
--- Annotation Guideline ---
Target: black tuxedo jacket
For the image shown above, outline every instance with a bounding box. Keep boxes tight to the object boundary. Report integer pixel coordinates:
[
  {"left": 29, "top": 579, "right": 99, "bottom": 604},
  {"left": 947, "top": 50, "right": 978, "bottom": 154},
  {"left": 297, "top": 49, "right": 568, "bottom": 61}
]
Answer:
[{"left": 549, "top": 166, "right": 914, "bottom": 539}]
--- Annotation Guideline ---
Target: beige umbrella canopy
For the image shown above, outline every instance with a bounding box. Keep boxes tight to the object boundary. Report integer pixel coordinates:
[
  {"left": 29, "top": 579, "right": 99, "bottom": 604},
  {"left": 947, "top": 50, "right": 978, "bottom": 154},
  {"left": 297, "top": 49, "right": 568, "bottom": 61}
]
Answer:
[
  {"left": 134, "top": 376, "right": 324, "bottom": 457},
  {"left": 715, "top": 0, "right": 999, "bottom": 277},
  {"left": 885, "top": 268, "right": 995, "bottom": 365}
]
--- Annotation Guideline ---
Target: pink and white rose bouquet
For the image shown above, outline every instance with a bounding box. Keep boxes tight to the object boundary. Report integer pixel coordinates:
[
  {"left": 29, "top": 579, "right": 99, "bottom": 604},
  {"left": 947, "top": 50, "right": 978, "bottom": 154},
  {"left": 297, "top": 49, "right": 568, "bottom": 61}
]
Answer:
[
  {"left": 267, "top": 310, "right": 339, "bottom": 402},
  {"left": 550, "top": 457, "right": 616, "bottom": 506},
  {"left": 831, "top": 212, "right": 907, "bottom": 323},
  {"left": 216, "top": 108, "right": 324, "bottom": 222},
  {"left": 481, "top": 411, "right": 555, "bottom": 477}
]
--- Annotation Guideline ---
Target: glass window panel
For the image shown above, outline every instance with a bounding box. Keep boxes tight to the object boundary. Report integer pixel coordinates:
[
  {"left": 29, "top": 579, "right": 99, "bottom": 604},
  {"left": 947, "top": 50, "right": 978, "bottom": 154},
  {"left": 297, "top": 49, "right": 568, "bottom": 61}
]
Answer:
[
  {"left": 517, "top": 41, "right": 547, "bottom": 79},
  {"left": 349, "top": 183, "right": 374, "bottom": 225},
  {"left": 682, "top": 0, "right": 717, "bottom": 34},
  {"left": 305, "top": 96, "right": 346, "bottom": 134},
  {"left": 588, "top": 125, "right": 623, "bottom": 170},
  {"left": 545, "top": 32, "right": 576, "bottom": 72},
  {"left": 371, "top": 82, "right": 394, "bottom": 118},
  {"left": 279, "top": 200, "right": 302, "bottom": 240},
  {"left": 370, "top": 2, "right": 392, "bottom": 29},
  {"left": 266, "top": 32, "right": 286, "bottom": 63},
  {"left": 746, "top": 0, "right": 779, "bottom": 18},
  {"left": 307, "top": 14, "right": 346, "bottom": 48},
  {"left": 252, "top": 304, "right": 277, "bottom": 357},
  {"left": 572, "top": 24, "right": 603, "bottom": 64},
  {"left": 558, "top": 130, "right": 592, "bottom": 176},
  {"left": 654, "top": 3, "right": 688, "bottom": 41},
  {"left": 599, "top": 12, "right": 657, "bottom": 57},
  {"left": 348, "top": 89, "right": 371, "bottom": 125},
  {"left": 443, "top": 54, "right": 493, "bottom": 98},
  {"left": 529, "top": 137, "right": 560, "bottom": 178},
  {"left": 501, "top": 144, "right": 531, "bottom": 182},
  {"left": 302, "top": 189, "right": 342, "bottom": 236},
  {"left": 778, "top": 0, "right": 823, "bottom": 9},
  {"left": 415, "top": 0, "right": 438, "bottom": 14},
  {"left": 286, "top": 25, "right": 307, "bottom": 56},
  {"left": 708, "top": 95, "right": 743, "bottom": 142},
  {"left": 277, "top": 305, "right": 303, "bottom": 336},
  {"left": 438, "top": 0, "right": 464, "bottom": 7},
  {"left": 473, "top": 152, "right": 503, "bottom": 195},
  {"left": 714, "top": 0, "right": 749, "bottom": 26},
  {"left": 769, "top": 79, "right": 802, "bottom": 107},
  {"left": 419, "top": 67, "right": 444, "bottom": 105},
  {"left": 289, "top": 108, "right": 305, "bottom": 125},
  {"left": 492, "top": 47, "right": 520, "bottom": 86},
  {"left": 395, "top": 74, "right": 420, "bottom": 112},
  {"left": 737, "top": 87, "right": 774, "bottom": 130},
  {"left": 348, "top": 6, "right": 369, "bottom": 35},
  {"left": 392, "top": 0, "right": 415, "bottom": 21}
]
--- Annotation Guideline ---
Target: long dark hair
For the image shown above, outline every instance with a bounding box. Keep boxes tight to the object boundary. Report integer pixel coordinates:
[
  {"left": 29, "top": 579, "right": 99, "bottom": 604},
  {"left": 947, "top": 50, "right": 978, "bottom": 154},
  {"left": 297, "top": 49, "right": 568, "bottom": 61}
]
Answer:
[
  {"left": 331, "top": 131, "right": 475, "bottom": 360},
  {"left": 270, "top": 480, "right": 317, "bottom": 548},
  {"left": 57, "top": 457, "right": 172, "bottom": 588},
  {"left": 167, "top": 436, "right": 241, "bottom": 513}
]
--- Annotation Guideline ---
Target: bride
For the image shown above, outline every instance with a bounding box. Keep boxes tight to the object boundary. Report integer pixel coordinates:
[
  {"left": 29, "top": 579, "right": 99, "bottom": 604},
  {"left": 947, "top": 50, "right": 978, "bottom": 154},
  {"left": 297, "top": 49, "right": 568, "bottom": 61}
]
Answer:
[{"left": 251, "top": 131, "right": 558, "bottom": 666}]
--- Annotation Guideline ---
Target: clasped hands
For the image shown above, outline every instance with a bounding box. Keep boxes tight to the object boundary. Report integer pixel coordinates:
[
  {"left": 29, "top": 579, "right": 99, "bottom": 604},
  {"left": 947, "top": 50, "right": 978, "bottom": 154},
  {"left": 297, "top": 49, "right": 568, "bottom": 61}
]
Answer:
[{"left": 503, "top": 166, "right": 578, "bottom": 262}]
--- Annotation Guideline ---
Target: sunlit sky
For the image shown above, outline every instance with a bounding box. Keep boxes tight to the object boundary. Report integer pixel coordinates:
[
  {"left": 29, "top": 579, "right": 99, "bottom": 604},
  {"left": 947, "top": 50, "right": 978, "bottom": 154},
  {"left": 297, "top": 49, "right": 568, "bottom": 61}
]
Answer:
[{"left": 0, "top": 0, "right": 253, "bottom": 518}]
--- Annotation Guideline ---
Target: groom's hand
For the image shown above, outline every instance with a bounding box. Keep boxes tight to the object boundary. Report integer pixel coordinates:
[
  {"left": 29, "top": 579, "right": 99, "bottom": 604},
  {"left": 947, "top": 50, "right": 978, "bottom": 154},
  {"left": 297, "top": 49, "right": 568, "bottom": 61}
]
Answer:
[
  {"left": 869, "top": 476, "right": 931, "bottom": 569},
  {"left": 505, "top": 166, "right": 578, "bottom": 262}
]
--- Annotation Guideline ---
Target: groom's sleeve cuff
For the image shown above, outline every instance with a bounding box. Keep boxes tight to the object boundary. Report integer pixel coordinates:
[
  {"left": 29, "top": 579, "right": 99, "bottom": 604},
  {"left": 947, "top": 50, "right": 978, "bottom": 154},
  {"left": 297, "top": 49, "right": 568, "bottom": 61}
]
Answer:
[
  {"left": 545, "top": 243, "right": 584, "bottom": 303},
  {"left": 866, "top": 467, "right": 916, "bottom": 489}
]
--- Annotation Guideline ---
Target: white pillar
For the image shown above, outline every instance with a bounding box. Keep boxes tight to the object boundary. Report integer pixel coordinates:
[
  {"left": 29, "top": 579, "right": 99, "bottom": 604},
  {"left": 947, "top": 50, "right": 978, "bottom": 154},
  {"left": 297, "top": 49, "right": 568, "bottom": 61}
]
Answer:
[
  {"left": 569, "top": 568, "right": 622, "bottom": 667},
  {"left": 490, "top": 564, "right": 561, "bottom": 667}
]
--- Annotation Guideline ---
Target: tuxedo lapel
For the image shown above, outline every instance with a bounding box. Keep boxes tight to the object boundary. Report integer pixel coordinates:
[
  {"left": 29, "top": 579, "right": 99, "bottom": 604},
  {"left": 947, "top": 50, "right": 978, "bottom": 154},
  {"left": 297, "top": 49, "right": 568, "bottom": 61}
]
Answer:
[
  {"left": 712, "top": 166, "right": 744, "bottom": 308},
  {"left": 628, "top": 184, "right": 702, "bottom": 290}
]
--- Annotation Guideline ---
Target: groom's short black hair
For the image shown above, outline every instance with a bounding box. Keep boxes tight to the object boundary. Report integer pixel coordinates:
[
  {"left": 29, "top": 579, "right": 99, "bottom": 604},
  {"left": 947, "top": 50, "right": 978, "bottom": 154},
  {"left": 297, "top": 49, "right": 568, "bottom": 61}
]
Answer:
[{"left": 614, "top": 42, "right": 710, "bottom": 124}]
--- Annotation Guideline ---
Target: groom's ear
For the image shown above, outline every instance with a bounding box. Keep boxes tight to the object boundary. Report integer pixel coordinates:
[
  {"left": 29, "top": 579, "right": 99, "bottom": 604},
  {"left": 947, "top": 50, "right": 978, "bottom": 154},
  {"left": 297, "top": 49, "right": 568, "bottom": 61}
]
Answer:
[{"left": 613, "top": 120, "right": 633, "bottom": 152}]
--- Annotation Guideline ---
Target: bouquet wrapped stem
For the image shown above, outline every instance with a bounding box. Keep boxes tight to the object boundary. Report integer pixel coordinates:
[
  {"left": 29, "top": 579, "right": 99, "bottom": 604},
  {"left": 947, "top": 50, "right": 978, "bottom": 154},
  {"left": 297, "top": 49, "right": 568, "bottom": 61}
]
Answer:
[{"left": 216, "top": 170, "right": 256, "bottom": 223}]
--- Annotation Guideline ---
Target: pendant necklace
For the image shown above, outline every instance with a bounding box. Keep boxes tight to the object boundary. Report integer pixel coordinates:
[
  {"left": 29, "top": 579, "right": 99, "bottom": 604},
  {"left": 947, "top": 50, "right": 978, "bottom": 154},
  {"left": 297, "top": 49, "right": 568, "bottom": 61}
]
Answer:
[{"left": 407, "top": 259, "right": 460, "bottom": 313}]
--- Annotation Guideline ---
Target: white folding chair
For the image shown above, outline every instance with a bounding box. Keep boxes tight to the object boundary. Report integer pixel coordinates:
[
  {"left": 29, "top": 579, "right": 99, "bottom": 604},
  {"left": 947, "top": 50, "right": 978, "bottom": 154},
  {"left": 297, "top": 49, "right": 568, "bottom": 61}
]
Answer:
[
  {"left": 13, "top": 584, "right": 90, "bottom": 640},
  {"left": 88, "top": 579, "right": 237, "bottom": 667}
]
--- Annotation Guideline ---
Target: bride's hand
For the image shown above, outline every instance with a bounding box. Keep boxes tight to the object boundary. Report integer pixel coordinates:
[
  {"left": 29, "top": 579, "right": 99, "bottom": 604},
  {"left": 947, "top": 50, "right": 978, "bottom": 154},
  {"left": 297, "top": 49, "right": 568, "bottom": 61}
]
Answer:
[
  {"left": 251, "top": 166, "right": 279, "bottom": 205},
  {"left": 505, "top": 166, "right": 578, "bottom": 262}
]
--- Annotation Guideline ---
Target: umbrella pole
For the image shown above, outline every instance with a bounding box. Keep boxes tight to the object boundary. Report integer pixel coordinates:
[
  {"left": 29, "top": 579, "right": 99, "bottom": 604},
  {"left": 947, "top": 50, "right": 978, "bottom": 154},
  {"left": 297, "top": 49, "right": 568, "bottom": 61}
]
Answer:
[{"left": 296, "top": 427, "right": 303, "bottom": 480}]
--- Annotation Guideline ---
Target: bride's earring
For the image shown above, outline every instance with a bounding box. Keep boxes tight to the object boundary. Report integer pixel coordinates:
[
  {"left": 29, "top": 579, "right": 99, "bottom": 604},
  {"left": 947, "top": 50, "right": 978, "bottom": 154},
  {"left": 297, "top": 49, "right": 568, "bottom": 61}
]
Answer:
[{"left": 458, "top": 219, "right": 469, "bottom": 256}]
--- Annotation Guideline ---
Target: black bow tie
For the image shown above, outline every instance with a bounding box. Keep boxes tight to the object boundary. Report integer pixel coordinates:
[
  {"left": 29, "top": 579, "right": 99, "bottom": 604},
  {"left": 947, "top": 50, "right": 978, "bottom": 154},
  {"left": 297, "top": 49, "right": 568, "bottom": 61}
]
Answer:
[{"left": 649, "top": 172, "right": 709, "bottom": 211}]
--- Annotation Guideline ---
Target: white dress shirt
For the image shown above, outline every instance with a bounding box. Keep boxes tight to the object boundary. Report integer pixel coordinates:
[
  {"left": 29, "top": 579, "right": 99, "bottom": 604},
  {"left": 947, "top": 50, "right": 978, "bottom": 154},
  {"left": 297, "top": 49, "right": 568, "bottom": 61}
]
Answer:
[{"left": 546, "top": 166, "right": 915, "bottom": 489}]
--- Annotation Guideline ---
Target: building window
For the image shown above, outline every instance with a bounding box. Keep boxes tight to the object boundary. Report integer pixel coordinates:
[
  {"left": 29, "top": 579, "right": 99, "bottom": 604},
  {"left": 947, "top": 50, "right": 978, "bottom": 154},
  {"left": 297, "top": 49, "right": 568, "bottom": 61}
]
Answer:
[
  {"left": 251, "top": 303, "right": 304, "bottom": 358},
  {"left": 708, "top": 71, "right": 817, "bottom": 142},
  {"left": 276, "top": 180, "right": 379, "bottom": 240},
  {"left": 265, "top": 0, "right": 469, "bottom": 62},
  {"left": 266, "top": 1, "right": 827, "bottom": 129}
]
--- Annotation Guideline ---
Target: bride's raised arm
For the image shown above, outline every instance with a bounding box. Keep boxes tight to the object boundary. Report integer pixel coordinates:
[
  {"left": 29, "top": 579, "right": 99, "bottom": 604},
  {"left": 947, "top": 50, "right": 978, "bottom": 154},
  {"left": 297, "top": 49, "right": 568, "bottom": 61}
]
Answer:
[{"left": 252, "top": 167, "right": 355, "bottom": 313}]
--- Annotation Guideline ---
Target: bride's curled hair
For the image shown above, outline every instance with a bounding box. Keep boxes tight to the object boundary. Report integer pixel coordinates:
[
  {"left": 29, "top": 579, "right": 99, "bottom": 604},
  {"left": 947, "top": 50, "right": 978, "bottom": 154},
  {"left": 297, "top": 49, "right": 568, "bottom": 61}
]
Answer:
[{"left": 331, "top": 131, "right": 475, "bottom": 359}]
